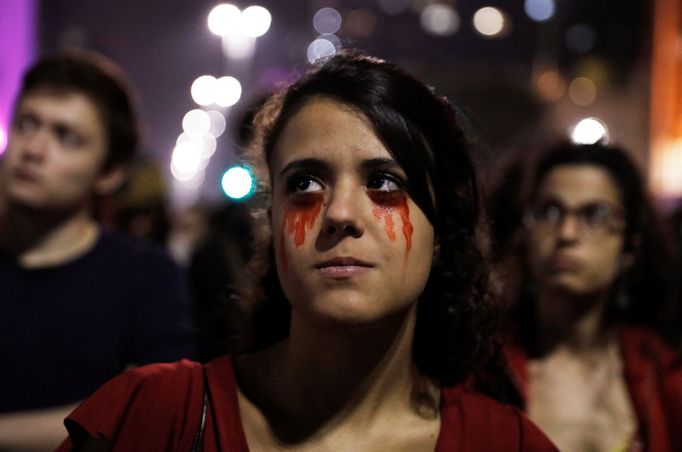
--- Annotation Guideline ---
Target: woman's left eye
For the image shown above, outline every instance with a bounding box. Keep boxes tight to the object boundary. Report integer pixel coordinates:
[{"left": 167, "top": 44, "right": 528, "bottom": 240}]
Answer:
[{"left": 367, "top": 174, "right": 403, "bottom": 192}]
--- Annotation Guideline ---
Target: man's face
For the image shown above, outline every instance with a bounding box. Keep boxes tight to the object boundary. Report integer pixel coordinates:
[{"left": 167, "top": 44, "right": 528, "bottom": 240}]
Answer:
[{"left": 0, "top": 89, "right": 109, "bottom": 211}]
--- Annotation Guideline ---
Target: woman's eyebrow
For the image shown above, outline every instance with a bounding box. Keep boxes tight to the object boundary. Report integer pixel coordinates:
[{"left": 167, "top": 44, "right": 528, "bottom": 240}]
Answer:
[
  {"left": 279, "top": 158, "right": 330, "bottom": 177},
  {"left": 360, "top": 157, "right": 402, "bottom": 172}
]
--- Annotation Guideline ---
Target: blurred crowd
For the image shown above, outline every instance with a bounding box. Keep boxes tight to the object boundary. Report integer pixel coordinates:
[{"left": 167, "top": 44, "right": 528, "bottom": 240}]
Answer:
[{"left": 1, "top": 51, "right": 681, "bottom": 451}]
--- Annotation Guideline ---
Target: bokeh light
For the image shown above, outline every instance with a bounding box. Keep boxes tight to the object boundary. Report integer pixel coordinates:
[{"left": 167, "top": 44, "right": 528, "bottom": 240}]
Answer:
[
  {"left": 421, "top": 4, "right": 460, "bottom": 36},
  {"left": 171, "top": 141, "right": 203, "bottom": 181},
  {"left": 535, "top": 70, "right": 566, "bottom": 101},
  {"left": 182, "top": 109, "right": 211, "bottom": 137},
  {"left": 222, "top": 164, "right": 256, "bottom": 200},
  {"left": 568, "top": 76, "right": 597, "bottom": 105},
  {"left": 566, "top": 24, "right": 595, "bottom": 54},
  {"left": 524, "top": 0, "right": 555, "bottom": 22},
  {"left": 307, "top": 38, "right": 337, "bottom": 63},
  {"left": 214, "top": 76, "right": 242, "bottom": 107},
  {"left": 191, "top": 75, "right": 217, "bottom": 106},
  {"left": 313, "top": 7, "right": 342, "bottom": 34},
  {"left": 207, "top": 110, "right": 227, "bottom": 137},
  {"left": 0, "top": 125, "right": 6, "bottom": 154},
  {"left": 208, "top": 3, "right": 241, "bottom": 37},
  {"left": 473, "top": 7, "right": 507, "bottom": 37},
  {"left": 241, "top": 5, "right": 271, "bottom": 37},
  {"left": 570, "top": 117, "right": 609, "bottom": 145},
  {"left": 344, "top": 9, "right": 377, "bottom": 38}
]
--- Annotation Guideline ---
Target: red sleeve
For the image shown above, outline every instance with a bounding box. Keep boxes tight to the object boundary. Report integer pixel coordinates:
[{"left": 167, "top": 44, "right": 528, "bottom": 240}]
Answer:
[
  {"left": 436, "top": 386, "right": 558, "bottom": 451},
  {"left": 56, "top": 359, "right": 204, "bottom": 451}
]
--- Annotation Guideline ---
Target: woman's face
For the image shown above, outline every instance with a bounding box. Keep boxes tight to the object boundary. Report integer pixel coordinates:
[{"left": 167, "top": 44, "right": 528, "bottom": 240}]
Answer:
[
  {"left": 525, "top": 164, "right": 628, "bottom": 296},
  {"left": 269, "top": 97, "right": 435, "bottom": 329}
]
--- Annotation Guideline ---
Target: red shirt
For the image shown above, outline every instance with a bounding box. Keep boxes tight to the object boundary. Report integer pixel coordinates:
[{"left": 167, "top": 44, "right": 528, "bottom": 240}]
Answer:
[
  {"left": 504, "top": 326, "right": 682, "bottom": 452},
  {"left": 58, "top": 356, "right": 556, "bottom": 451}
]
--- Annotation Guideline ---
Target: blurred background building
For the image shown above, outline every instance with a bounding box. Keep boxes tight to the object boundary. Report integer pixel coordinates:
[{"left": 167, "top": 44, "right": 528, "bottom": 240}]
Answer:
[{"left": 1, "top": 0, "right": 680, "bottom": 206}]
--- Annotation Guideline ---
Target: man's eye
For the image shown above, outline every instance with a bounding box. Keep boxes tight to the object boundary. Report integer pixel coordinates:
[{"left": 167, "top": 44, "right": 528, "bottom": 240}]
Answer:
[
  {"left": 57, "top": 128, "right": 84, "bottom": 148},
  {"left": 367, "top": 174, "right": 403, "bottom": 192},
  {"left": 14, "top": 116, "right": 38, "bottom": 133},
  {"left": 288, "top": 175, "right": 324, "bottom": 193}
]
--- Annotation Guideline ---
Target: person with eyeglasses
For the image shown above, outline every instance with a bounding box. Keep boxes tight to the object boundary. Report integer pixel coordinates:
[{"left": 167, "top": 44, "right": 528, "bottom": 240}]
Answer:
[{"left": 490, "top": 141, "right": 682, "bottom": 452}]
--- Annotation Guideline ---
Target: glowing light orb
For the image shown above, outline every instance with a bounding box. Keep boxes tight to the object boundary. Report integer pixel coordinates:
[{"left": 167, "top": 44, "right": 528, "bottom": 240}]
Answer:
[
  {"left": 524, "top": 0, "right": 555, "bottom": 22},
  {"left": 307, "top": 38, "right": 337, "bottom": 63},
  {"left": 207, "top": 110, "right": 227, "bottom": 137},
  {"left": 222, "top": 164, "right": 256, "bottom": 200},
  {"left": 570, "top": 117, "right": 609, "bottom": 145},
  {"left": 214, "top": 76, "right": 242, "bottom": 108},
  {"left": 191, "top": 75, "right": 217, "bottom": 106},
  {"left": 182, "top": 109, "right": 211, "bottom": 137},
  {"left": 421, "top": 4, "right": 460, "bottom": 36},
  {"left": 313, "top": 7, "right": 342, "bottom": 34},
  {"left": 473, "top": 7, "right": 506, "bottom": 37},
  {"left": 0, "top": 125, "right": 6, "bottom": 154},
  {"left": 208, "top": 3, "right": 241, "bottom": 37},
  {"left": 241, "top": 5, "right": 271, "bottom": 37},
  {"left": 568, "top": 77, "right": 597, "bottom": 106}
]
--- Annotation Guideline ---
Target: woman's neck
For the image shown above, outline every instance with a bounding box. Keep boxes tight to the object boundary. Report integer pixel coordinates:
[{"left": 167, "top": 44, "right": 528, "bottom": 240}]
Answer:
[
  {"left": 235, "top": 304, "right": 439, "bottom": 442},
  {"left": 533, "top": 288, "right": 612, "bottom": 355}
]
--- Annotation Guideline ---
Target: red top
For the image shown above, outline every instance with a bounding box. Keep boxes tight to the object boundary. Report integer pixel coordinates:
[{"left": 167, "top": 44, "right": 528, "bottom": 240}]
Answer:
[
  {"left": 504, "top": 326, "right": 682, "bottom": 452},
  {"left": 58, "top": 356, "right": 556, "bottom": 451}
]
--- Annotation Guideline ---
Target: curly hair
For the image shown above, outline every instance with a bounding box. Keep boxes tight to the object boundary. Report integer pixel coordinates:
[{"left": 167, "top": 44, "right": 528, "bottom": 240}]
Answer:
[{"left": 240, "top": 51, "right": 498, "bottom": 387}]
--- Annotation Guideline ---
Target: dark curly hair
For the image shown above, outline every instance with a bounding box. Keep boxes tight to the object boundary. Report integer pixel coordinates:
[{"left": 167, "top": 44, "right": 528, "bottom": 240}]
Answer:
[{"left": 240, "top": 51, "right": 497, "bottom": 387}]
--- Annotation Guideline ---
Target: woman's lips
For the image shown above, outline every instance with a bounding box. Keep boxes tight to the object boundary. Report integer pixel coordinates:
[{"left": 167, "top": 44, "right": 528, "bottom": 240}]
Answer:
[
  {"left": 314, "top": 257, "right": 374, "bottom": 279},
  {"left": 549, "top": 255, "right": 582, "bottom": 272}
]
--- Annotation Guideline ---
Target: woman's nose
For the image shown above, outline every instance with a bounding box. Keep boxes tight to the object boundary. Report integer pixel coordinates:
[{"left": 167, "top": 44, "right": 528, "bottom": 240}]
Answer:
[{"left": 320, "top": 184, "right": 365, "bottom": 239}]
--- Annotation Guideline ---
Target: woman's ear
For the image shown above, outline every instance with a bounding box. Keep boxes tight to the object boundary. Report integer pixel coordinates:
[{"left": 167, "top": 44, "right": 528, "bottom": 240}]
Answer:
[{"left": 94, "top": 165, "right": 127, "bottom": 196}]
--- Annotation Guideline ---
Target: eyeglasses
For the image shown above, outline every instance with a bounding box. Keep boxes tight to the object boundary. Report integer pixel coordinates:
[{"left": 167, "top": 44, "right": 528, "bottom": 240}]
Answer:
[{"left": 523, "top": 200, "right": 626, "bottom": 238}]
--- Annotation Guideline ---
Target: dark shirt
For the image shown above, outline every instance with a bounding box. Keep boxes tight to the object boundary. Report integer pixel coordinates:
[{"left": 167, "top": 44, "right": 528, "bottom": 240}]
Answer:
[{"left": 0, "top": 230, "right": 196, "bottom": 412}]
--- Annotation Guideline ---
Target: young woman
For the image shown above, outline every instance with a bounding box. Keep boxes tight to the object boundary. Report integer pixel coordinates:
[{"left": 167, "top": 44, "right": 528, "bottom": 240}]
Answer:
[
  {"left": 58, "top": 53, "right": 555, "bottom": 451},
  {"left": 493, "top": 141, "right": 682, "bottom": 451}
]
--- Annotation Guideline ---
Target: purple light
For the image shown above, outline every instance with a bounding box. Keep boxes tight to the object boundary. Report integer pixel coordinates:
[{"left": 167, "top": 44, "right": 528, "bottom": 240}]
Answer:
[{"left": 0, "top": 0, "right": 36, "bottom": 156}]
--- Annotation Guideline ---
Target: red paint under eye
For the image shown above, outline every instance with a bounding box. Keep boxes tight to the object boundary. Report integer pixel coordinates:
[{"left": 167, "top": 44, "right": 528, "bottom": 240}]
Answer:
[
  {"left": 369, "top": 191, "right": 413, "bottom": 254},
  {"left": 284, "top": 193, "right": 324, "bottom": 246}
]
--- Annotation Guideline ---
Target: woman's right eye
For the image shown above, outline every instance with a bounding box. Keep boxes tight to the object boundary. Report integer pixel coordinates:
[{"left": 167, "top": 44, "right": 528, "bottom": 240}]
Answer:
[{"left": 287, "top": 175, "right": 324, "bottom": 193}]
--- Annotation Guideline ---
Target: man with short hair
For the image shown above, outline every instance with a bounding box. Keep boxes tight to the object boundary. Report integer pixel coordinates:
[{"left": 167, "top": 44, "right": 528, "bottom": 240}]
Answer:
[{"left": 0, "top": 53, "right": 195, "bottom": 450}]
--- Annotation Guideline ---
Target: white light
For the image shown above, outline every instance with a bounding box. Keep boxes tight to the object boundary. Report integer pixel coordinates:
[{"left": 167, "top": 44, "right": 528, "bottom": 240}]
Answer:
[
  {"left": 313, "top": 7, "right": 342, "bottom": 34},
  {"left": 222, "top": 165, "right": 255, "bottom": 199},
  {"left": 524, "top": 0, "right": 555, "bottom": 22},
  {"left": 570, "top": 117, "right": 610, "bottom": 145},
  {"left": 200, "top": 134, "right": 217, "bottom": 159},
  {"left": 171, "top": 142, "right": 203, "bottom": 181},
  {"left": 0, "top": 125, "right": 6, "bottom": 154},
  {"left": 207, "top": 110, "right": 227, "bottom": 137},
  {"left": 420, "top": 4, "right": 460, "bottom": 36},
  {"left": 241, "top": 5, "right": 271, "bottom": 37},
  {"left": 317, "top": 33, "right": 341, "bottom": 49},
  {"left": 307, "top": 38, "right": 337, "bottom": 63},
  {"left": 182, "top": 109, "right": 211, "bottom": 137},
  {"left": 214, "top": 76, "right": 242, "bottom": 107},
  {"left": 208, "top": 3, "right": 241, "bottom": 36},
  {"left": 473, "top": 7, "right": 506, "bottom": 37},
  {"left": 191, "top": 75, "right": 217, "bottom": 106}
]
